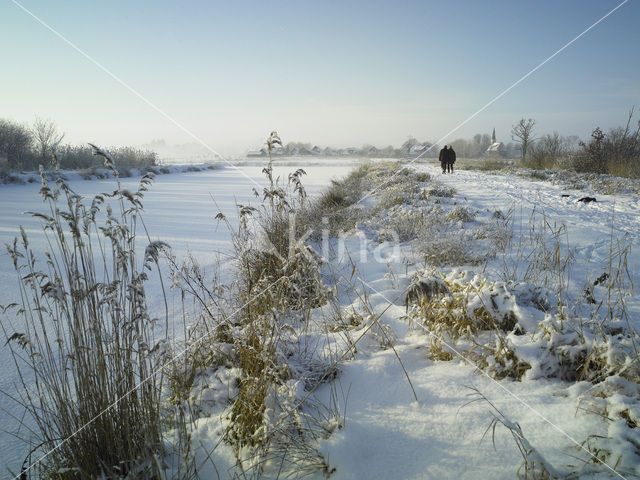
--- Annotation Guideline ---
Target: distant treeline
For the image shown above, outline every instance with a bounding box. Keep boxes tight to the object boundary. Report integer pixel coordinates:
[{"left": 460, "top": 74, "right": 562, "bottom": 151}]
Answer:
[
  {"left": 53, "top": 144, "right": 158, "bottom": 170},
  {"left": 0, "top": 118, "right": 157, "bottom": 171},
  {"left": 4, "top": 111, "right": 639, "bottom": 179},
  {"left": 512, "top": 110, "right": 640, "bottom": 178},
  {"left": 252, "top": 136, "right": 522, "bottom": 159}
]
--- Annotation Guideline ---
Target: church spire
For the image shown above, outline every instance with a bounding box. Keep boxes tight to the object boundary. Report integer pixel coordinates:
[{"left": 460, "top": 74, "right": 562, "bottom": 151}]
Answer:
[{"left": 491, "top": 128, "right": 496, "bottom": 144}]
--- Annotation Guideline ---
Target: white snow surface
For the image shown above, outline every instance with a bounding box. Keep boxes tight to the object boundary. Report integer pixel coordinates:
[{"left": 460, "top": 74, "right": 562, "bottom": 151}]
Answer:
[{"left": 1, "top": 160, "right": 639, "bottom": 479}]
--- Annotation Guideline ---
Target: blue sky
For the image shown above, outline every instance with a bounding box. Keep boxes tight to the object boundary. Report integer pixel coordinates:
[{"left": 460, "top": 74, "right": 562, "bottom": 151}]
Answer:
[{"left": 1, "top": 0, "right": 638, "bottom": 154}]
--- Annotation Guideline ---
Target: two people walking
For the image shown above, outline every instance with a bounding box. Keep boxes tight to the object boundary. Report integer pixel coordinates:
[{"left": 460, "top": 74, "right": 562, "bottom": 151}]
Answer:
[{"left": 439, "top": 145, "right": 456, "bottom": 173}]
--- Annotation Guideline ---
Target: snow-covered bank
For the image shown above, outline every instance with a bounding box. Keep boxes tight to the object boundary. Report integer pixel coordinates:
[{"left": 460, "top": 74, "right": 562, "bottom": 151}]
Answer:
[
  {"left": 0, "top": 162, "right": 222, "bottom": 185},
  {"left": 188, "top": 162, "right": 640, "bottom": 479},
  {"left": 321, "top": 164, "right": 639, "bottom": 479}
]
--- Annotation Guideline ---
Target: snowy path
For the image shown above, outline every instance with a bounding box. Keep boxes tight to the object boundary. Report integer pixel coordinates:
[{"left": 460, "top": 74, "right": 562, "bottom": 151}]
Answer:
[
  {"left": 415, "top": 165, "right": 640, "bottom": 321},
  {"left": 311, "top": 163, "right": 640, "bottom": 479},
  {"left": 432, "top": 165, "right": 640, "bottom": 266}
]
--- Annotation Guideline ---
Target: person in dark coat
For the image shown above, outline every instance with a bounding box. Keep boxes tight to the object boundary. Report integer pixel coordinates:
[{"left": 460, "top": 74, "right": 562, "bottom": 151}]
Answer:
[
  {"left": 439, "top": 145, "right": 448, "bottom": 173},
  {"left": 446, "top": 146, "right": 456, "bottom": 173}
]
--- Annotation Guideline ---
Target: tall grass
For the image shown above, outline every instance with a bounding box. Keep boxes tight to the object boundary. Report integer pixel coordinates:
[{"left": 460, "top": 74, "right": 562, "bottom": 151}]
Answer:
[
  {"left": 2, "top": 148, "right": 191, "bottom": 478},
  {"left": 300, "top": 162, "right": 373, "bottom": 238},
  {"left": 209, "top": 133, "right": 332, "bottom": 471}
]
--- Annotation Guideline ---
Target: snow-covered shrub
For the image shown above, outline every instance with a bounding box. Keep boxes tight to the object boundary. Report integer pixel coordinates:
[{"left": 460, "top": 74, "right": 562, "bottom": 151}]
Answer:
[
  {"left": 301, "top": 164, "right": 371, "bottom": 238},
  {"left": 230, "top": 375, "right": 338, "bottom": 478},
  {"left": 516, "top": 312, "right": 640, "bottom": 384},
  {"left": 377, "top": 207, "right": 426, "bottom": 242},
  {"left": 375, "top": 201, "right": 453, "bottom": 245},
  {"left": 79, "top": 165, "right": 109, "bottom": 179},
  {"left": 225, "top": 318, "right": 280, "bottom": 452},
  {"left": 327, "top": 306, "right": 364, "bottom": 332},
  {"left": 304, "top": 199, "right": 363, "bottom": 239},
  {"left": 222, "top": 306, "right": 344, "bottom": 475},
  {"left": 474, "top": 337, "right": 532, "bottom": 380},
  {"left": 375, "top": 177, "right": 419, "bottom": 209},
  {"left": 420, "top": 232, "right": 491, "bottom": 267},
  {"left": 404, "top": 276, "right": 452, "bottom": 312},
  {"left": 446, "top": 205, "right": 477, "bottom": 223},
  {"left": 415, "top": 171, "right": 430, "bottom": 182},
  {"left": 567, "top": 377, "right": 640, "bottom": 478},
  {"left": 160, "top": 254, "right": 237, "bottom": 409},
  {"left": 117, "top": 165, "right": 133, "bottom": 177},
  {"left": 508, "top": 164, "right": 640, "bottom": 195},
  {"left": 424, "top": 185, "right": 456, "bottom": 198},
  {"left": 226, "top": 162, "right": 329, "bottom": 316},
  {"left": 477, "top": 158, "right": 511, "bottom": 171},
  {"left": 407, "top": 268, "right": 640, "bottom": 384}
]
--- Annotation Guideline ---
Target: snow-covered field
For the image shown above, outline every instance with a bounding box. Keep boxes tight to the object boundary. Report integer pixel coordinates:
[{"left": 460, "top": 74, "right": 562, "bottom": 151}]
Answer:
[{"left": 1, "top": 158, "right": 639, "bottom": 478}]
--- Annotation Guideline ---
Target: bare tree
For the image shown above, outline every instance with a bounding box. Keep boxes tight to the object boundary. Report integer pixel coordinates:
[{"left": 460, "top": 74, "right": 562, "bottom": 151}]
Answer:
[
  {"left": 450, "top": 138, "right": 468, "bottom": 158},
  {"left": 540, "top": 132, "right": 563, "bottom": 160},
  {"left": 401, "top": 136, "right": 417, "bottom": 155},
  {"left": 529, "top": 131, "right": 578, "bottom": 168},
  {"left": 32, "top": 117, "right": 64, "bottom": 162},
  {"left": 575, "top": 107, "right": 640, "bottom": 176},
  {"left": 608, "top": 107, "right": 640, "bottom": 162},
  {"left": 381, "top": 145, "right": 395, "bottom": 157},
  {"left": 468, "top": 133, "right": 492, "bottom": 157},
  {"left": 511, "top": 118, "right": 536, "bottom": 164}
]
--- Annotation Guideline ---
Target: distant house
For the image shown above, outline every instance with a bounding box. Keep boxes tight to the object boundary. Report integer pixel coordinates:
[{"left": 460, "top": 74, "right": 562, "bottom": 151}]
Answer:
[
  {"left": 311, "top": 146, "right": 323, "bottom": 155},
  {"left": 485, "top": 128, "right": 506, "bottom": 158},
  {"left": 323, "top": 147, "right": 338, "bottom": 156},
  {"left": 367, "top": 146, "right": 379, "bottom": 156},
  {"left": 248, "top": 145, "right": 286, "bottom": 157},
  {"left": 247, "top": 148, "right": 267, "bottom": 158},
  {"left": 408, "top": 144, "right": 427, "bottom": 156},
  {"left": 340, "top": 147, "right": 358, "bottom": 156}
]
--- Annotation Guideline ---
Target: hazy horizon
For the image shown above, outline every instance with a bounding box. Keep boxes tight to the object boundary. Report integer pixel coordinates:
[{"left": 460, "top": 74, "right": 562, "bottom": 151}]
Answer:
[{"left": 2, "top": 0, "right": 639, "bottom": 158}]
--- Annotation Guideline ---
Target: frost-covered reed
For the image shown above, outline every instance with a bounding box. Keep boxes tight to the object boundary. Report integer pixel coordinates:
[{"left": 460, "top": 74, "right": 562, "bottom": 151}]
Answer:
[{"left": 2, "top": 148, "right": 192, "bottom": 478}]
